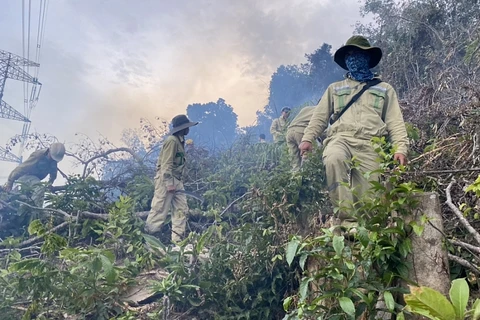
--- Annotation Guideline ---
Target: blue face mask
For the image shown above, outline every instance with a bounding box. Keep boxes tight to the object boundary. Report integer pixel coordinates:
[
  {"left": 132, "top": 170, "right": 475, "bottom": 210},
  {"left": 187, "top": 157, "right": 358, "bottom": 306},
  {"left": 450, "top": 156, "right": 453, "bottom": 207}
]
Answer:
[{"left": 345, "top": 51, "right": 374, "bottom": 82}]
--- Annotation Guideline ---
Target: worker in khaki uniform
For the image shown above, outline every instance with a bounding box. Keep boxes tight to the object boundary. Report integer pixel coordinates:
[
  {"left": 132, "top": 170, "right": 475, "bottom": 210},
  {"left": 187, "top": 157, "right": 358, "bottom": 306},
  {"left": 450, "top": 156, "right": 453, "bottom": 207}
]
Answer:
[
  {"left": 4, "top": 142, "right": 65, "bottom": 207},
  {"left": 145, "top": 114, "right": 198, "bottom": 243},
  {"left": 299, "top": 36, "right": 409, "bottom": 225},
  {"left": 286, "top": 106, "right": 316, "bottom": 171},
  {"left": 270, "top": 107, "right": 291, "bottom": 143}
]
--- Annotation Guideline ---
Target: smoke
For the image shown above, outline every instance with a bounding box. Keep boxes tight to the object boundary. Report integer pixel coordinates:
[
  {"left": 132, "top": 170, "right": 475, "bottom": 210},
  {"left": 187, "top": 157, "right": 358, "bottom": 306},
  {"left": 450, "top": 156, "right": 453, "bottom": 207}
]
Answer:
[{"left": 0, "top": 0, "right": 369, "bottom": 149}]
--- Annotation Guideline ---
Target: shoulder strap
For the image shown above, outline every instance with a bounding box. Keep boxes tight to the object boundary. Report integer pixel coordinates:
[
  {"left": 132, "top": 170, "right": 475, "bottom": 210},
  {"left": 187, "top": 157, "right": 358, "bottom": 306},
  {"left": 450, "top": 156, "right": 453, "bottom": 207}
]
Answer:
[
  {"left": 330, "top": 79, "right": 382, "bottom": 125},
  {"left": 381, "top": 98, "right": 388, "bottom": 122}
]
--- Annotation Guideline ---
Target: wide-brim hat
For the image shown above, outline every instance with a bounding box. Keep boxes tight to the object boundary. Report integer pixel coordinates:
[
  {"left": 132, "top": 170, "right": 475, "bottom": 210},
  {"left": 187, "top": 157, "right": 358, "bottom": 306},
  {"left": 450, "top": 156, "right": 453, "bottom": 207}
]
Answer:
[
  {"left": 334, "top": 35, "right": 383, "bottom": 70},
  {"left": 170, "top": 114, "right": 198, "bottom": 134}
]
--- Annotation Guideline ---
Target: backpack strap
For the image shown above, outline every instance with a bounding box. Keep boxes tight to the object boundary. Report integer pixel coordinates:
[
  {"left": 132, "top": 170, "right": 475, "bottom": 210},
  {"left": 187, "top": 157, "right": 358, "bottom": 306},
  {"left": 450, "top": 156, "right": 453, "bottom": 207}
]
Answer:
[{"left": 330, "top": 79, "right": 383, "bottom": 125}]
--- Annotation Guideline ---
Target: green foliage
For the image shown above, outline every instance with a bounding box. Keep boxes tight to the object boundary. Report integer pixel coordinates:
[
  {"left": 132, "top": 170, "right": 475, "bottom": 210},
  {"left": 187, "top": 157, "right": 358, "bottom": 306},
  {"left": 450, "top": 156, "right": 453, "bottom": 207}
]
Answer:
[
  {"left": 0, "top": 197, "right": 152, "bottom": 319},
  {"left": 47, "top": 175, "right": 106, "bottom": 212},
  {"left": 124, "top": 175, "right": 154, "bottom": 211},
  {"left": 404, "top": 278, "right": 480, "bottom": 320},
  {"left": 98, "top": 196, "right": 155, "bottom": 270},
  {"left": 282, "top": 140, "right": 420, "bottom": 319}
]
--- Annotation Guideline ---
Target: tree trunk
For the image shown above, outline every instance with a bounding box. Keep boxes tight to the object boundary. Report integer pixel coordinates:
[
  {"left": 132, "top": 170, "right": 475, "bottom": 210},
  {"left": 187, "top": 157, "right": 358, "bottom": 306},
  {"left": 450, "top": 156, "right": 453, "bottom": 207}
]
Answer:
[{"left": 405, "top": 192, "right": 450, "bottom": 295}]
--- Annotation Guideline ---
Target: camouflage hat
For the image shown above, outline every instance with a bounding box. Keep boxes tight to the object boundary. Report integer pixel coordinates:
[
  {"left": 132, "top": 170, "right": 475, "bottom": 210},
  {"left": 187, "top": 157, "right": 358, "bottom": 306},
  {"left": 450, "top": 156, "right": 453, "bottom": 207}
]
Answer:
[
  {"left": 170, "top": 115, "right": 198, "bottom": 134},
  {"left": 49, "top": 142, "right": 65, "bottom": 162},
  {"left": 334, "top": 35, "right": 383, "bottom": 70}
]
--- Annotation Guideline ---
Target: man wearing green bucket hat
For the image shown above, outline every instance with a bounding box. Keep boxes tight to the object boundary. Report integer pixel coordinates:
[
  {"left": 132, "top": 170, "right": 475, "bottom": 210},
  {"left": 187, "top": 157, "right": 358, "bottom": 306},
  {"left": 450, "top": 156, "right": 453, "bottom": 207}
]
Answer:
[
  {"left": 145, "top": 114, "right": 198, "bottom": 243},
  {"left": 299, "top": 35, "right": 409, "bottom": 226}
]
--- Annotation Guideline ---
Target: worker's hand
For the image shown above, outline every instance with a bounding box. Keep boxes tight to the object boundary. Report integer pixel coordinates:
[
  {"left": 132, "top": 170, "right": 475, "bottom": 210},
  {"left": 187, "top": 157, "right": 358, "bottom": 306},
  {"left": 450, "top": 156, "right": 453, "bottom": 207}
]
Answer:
[
  {"left": 167, "top": 185, "right": 176, "bottom": 193},
  {"left": 393, "top": 153, "right": 407, "bottom": 166},
  {"left": 299, "top": 141, "right": 313, "bottom": 156},
  {"left": 3, "top": 183, "right": 12, "bottom": 192}
]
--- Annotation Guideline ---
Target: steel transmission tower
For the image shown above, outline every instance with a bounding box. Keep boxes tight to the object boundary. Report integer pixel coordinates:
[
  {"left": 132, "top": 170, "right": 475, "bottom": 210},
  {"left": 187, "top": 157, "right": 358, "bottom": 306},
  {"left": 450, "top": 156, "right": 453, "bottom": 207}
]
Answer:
[{"left": 0, "top": 49, "right": 41, "bottom": 163}]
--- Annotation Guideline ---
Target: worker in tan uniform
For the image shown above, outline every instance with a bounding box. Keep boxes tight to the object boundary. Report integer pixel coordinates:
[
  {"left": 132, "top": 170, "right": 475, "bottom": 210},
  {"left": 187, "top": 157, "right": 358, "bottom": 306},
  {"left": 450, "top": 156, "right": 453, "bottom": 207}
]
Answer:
[
  {"left": 3, "top": 142, "right": 65, "bottom": 207},
  {"left": 299, "top": 35, "right": 409, "bottom": 225},
  {"left": 145, "top": 114, "right": 198, "bottom": 243},
  {"left": 270, "top": 107, "right": 291, "bottom": 143},
  {"left": 286, "top": 106, "right": 316, "bottom": 171}
]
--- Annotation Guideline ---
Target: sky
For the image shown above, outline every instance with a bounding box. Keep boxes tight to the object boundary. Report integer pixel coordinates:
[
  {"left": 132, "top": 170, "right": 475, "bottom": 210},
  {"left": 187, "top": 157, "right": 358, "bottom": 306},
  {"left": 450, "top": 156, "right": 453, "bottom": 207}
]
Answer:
[{"left": 0, "top": 0, "right": 369, "bottom": 181}]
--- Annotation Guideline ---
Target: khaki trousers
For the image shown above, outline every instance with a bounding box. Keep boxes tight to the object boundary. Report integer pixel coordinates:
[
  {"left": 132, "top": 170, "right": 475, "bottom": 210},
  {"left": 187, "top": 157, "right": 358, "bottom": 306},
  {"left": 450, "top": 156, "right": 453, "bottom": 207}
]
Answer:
[
  {"left": 146, "top": 178, "right": 187, "bottom": 242},
  {"left": 286, "top": 130, "right": 304, "bottom": 171},
  {"left": 322, "top": 136, "right": 380, "bottom": 222},
  {"left": 17, "top": 175, "right": 45, "bottom": 207}
]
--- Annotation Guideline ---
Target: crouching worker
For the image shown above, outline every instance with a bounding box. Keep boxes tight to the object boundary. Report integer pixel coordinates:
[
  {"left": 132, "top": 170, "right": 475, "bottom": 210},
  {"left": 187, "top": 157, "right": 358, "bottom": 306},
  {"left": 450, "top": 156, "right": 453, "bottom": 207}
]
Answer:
[
  {"left": 145, "top": 114, "right": 198, "bottom": 243},
  {"left": 4, "top": 142, "right": 66, "bottom": 207}
]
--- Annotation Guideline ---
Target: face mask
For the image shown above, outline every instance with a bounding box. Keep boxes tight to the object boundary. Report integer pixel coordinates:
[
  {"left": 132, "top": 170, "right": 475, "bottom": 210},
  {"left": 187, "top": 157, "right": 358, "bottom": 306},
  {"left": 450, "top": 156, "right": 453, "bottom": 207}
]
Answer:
[{"left": 345, "top": 51, "right": 374, "bottom": 82}]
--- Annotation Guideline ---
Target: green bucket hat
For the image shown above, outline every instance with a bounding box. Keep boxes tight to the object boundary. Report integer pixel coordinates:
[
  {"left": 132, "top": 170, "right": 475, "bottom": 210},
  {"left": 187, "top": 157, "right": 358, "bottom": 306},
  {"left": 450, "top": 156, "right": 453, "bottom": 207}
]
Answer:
[
  {"left": 334, "top": 35, "right": 383, "bottom": 70},
  {"left": 170, "top": 114, "right": 198, "bottom": 134}
]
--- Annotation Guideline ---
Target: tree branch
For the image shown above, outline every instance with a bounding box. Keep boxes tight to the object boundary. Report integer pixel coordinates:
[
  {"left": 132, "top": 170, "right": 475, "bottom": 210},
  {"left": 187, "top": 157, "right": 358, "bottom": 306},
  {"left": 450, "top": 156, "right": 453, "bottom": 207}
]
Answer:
[
  {"left": 448, "top": 253, "right": 480, "bottom": 275},
  {"left": 450, "top": 240, "right": 480, "bottom": 255},
  {"left": 67, "top": 147, "right": 142, "bottom": 178},
  {"left": 9, "top": 221, "right": 71, "bottom": 248},
  {"left": 445, "top": 181, "right": 480, "bottom": 245},
  {"left": 220, "top": 192, "right": 252, "bottom": 216},
  {"left": 16, "top": 201, "right": 109, "bottom": 221}
]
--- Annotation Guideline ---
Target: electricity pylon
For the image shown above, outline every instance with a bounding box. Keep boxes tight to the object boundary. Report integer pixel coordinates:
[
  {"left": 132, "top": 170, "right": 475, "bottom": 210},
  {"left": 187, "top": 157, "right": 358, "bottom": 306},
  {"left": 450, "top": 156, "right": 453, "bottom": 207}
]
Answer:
[{"left": 0, "top": 49, "right": 41, "bottom": 163}]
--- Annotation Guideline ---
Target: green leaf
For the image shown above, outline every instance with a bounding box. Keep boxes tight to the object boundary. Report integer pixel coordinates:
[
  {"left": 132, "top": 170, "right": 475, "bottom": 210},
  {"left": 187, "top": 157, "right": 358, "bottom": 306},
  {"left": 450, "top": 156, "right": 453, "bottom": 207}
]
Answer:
[
  {"left": 410, "top": 221, "right": 424, "bottom": 236},
  {"left": 404, "top": 286, "right": 456, "bottom": 320},
  {"left": 283, "top": 296, "right": 293, "bottom": 311},
  {"left": 396, "top": 311, "right": 406, "bottom": 320},
  {"left": 187, "top": 296, "right": 203, "bottom": 307},
  {"left": 299, "top": 254, "right": 307, "bottom": 271},
  {"left": 91, "top": 257, "right": 102, "bottom": 273},
  {"left": 286, "top": 238, "right": 300, "bottom": 266},
  {"left": 299, "top": 278, "right": 312, "bottom": 302},
  {"left": 472, "top": 299, "right": 480, "bottom": 320},
  {"left": 357, "top": 227, "right": 369, "bottom": 247},
  {"left": 333, "top": 235, "right": 345, "bottom": 256},
  {"left": 338, "top": 296, "right": 355, "bottom": 317},
  {"left": 383, "top": 291, "right": 395, "bottom": 312},
  {"left": 143, "top": 234, "right": 164, "bottom": 248},
  {"left": 100, "top": 254, "right": 113, "bottom": 276},
  {"left": 28, "top": 220, "right": 44, "bottom": 236},
  {"left": 449, "top": 278, "right": 469, "bottom": 319}
]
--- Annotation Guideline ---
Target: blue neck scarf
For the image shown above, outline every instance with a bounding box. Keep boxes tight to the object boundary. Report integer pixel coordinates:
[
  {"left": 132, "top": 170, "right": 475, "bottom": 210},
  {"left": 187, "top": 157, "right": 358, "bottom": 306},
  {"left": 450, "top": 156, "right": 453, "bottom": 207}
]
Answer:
[{"left": 345, "top": 51, "right": 375, "bottom": 82}]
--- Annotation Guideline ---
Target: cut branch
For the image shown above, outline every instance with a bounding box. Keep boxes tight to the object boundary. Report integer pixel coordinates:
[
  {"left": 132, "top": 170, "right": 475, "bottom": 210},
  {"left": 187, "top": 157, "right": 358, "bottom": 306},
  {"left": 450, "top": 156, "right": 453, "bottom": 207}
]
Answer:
[
  {"left": 450, "top": 240, "right": 480, "bottom": 255},
  {"left": 448, "top": 253, "right": 480, "bottom": 275},
  {"left": 16, "top": 201, "right": 109, "bottom": 221},
  {"left": 445, "top": 181, "right": 480, "bottom": 245},
  {"left": 4, "top": 221, "right": 71, "bottom": 248},
  {"left": 220, "top": 192, "right": 252, "bottom": 216}
]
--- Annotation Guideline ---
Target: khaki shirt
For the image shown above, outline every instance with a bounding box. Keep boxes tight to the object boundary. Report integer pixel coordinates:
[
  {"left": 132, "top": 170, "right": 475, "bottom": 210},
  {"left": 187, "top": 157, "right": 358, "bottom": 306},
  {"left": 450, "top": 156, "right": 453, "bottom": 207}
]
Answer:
[
  {"left": 302, "top": 78, "right": 409, "bottom": 155},
  {"left": 287, "top": 106, "right": 315, "bottom": 135},
  {"left": 270, "top": 117, "right": 288, "bottom": 142},
  {"left": 7, "top": 149, "right": 58, "bottom": 184},
  {"left": 156, "top": 135, "right": 186, "bottom": 186}
]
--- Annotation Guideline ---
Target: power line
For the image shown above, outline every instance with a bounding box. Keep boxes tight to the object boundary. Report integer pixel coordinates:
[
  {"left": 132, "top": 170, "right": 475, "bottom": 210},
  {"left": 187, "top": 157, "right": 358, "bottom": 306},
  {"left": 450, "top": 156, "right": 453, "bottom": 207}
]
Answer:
[{"left": 0, "top": 0, "right": 48, "bottom": 163}]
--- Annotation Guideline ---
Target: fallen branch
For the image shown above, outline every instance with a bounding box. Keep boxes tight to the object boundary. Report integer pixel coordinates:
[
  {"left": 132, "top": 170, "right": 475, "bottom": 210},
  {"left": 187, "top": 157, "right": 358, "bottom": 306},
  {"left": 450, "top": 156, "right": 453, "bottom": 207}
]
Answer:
[
  {"left": 0, "top": 221, "right": 71, "bottom": 248},
  {"left": 80, "top": 147, "right": 142, "bottom": 178},
  {"left": 17, "top": 201, "right": 73, "bottom": 219},
  {"left": 408, "top": 168, "right": 480, "bottom": 175},
  {"left": 445, "top": 181, "right": 480, "bottom": 245},
  {"left": 0, "top": 245, "right": 41, "bottom": 254},
  {"left": 450, "top": 240, "right": 480, "bottom": 255},
  {"left": 220, "top": 192, "right": 252, "bottom": 216},
  {"left": 448, "top": 253, "right": 480, "bottom": 275},
  {"left": 16, "top": 201, "right": 109, "bottom": 221}
]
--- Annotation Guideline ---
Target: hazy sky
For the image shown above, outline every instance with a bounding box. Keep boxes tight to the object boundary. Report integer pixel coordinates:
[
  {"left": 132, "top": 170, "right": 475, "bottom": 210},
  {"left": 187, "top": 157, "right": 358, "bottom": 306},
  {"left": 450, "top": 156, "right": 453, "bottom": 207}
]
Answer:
[{"left": 0, "top": 0, "right": 368, "bottom": 180}]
